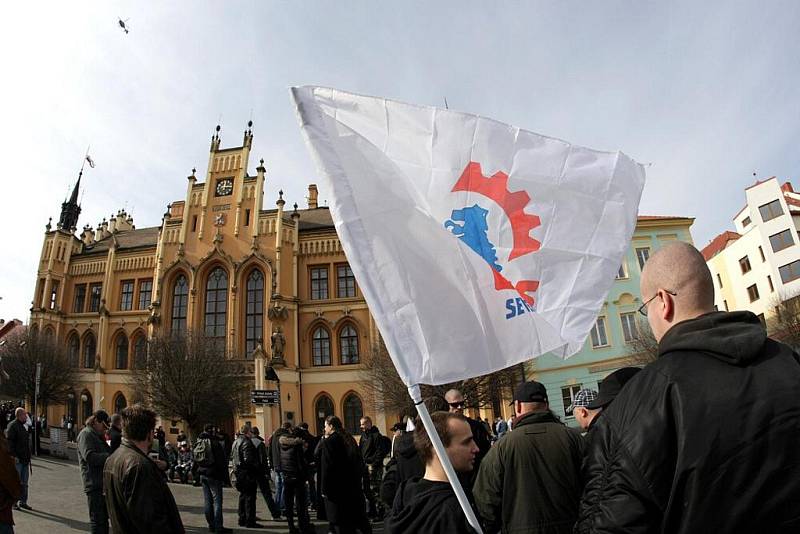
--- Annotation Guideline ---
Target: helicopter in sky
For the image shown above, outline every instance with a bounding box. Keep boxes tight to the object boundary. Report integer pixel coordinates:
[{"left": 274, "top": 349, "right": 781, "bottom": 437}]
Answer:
[{"left": 118, "top": 17, "right": 130, "bottom": 34}]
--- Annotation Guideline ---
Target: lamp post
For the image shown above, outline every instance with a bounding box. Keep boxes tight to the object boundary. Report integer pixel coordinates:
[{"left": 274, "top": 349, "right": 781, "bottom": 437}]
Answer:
[{"left": 265, "top": 366, "right": 282, "bottom": 425}]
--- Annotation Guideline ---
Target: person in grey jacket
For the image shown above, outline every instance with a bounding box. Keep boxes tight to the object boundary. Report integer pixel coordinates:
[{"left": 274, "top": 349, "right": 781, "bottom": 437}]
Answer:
[{"left": 77, "top": 410, "right": 112, "bottom": 534}]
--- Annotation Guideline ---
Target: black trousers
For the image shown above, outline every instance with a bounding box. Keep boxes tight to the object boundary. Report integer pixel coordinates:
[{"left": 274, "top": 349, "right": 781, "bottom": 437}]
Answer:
[
  {"left": 256, "top": 472, "right": 280, "bottom": 517},
  {"left": 283, "top": 476, "right": 311, "bottom": 529},
  {"left": 238, "top": 486, "right": 257, "bottom": 526},
  {"left": 87, "top": 489, "right": 109, "bottom": 534}
]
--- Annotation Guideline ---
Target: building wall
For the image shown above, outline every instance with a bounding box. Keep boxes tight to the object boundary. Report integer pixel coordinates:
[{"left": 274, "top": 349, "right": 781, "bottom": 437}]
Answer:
[{"left": 530, "top": 217, "right": 695, "bottom": 426}]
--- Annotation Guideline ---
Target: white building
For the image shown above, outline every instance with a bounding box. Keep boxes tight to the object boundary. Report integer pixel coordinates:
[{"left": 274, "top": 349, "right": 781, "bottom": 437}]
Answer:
[{"left": 702, "top": 177, "right": 800, "bottom": 324}]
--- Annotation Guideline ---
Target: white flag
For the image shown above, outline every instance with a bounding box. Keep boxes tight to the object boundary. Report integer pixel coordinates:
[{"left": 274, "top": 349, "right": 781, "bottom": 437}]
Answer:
[{"left": 292, "top": 87, "right": 645, "bottom": 386}]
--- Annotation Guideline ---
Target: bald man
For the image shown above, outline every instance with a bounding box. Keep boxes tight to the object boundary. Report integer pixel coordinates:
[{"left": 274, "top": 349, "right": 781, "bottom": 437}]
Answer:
[
  {"left": 444, "top": 389, "right": 491, "bottom": 488},
  {"left": 576, "top": 242, "right": 800, "bottom": 533}
]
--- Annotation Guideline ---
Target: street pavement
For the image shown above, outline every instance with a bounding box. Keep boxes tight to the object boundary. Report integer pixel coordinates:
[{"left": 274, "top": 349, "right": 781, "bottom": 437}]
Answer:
[{"left": 13, "top": 455, "right": 384, "bottom": 533}]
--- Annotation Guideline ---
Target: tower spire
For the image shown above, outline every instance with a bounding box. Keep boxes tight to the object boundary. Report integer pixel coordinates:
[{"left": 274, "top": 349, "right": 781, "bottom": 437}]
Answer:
[{"left": 58, "top": 170, "right": 82, "bottom": 232}]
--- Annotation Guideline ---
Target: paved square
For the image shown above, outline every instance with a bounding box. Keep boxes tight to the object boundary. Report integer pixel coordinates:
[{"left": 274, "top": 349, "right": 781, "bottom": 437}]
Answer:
[{"left": 14, "top": 456, "right": 384, "bottom": 533}]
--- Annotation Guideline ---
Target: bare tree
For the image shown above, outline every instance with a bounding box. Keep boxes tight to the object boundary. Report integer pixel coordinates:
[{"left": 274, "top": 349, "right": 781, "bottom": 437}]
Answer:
[
  {"left": 626, "top": 318, "right": 660, "bottom": 365},
  {"left": 767, "top": 291, "right": 800, "bottom": 350},
  {"left": 131, "top": 331, "right": 250, "bottom": 439},
  {"left": 360, "top": 338, "right": 522, "bottom": 420},
  {"left": 0, "top": 328, "right": 78, "bottom": 415}
]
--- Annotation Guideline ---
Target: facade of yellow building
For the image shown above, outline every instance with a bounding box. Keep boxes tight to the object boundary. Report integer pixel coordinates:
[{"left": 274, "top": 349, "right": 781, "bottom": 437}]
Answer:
[{"left": 30, "top": 124, "right": 388, "bottom": 439}]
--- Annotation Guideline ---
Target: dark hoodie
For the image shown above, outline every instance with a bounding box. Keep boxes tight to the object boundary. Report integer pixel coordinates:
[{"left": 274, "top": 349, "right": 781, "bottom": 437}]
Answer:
[
  {"left": 385, "top": 477, "right": 477, "bottom": 534},
  {"left": 380, "top": 432, "right": 424, "bottom": 508},
  {"left": 577, "top": 311, "right": 800, "bottom": 533},
  {"left": 279, "top": 433, "right": 308, "bottom": 481}
]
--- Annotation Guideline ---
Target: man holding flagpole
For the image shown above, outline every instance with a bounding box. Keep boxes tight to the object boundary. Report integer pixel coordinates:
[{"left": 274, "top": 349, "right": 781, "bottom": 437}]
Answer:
[{"left": 292, "top": 86, "right": 646, "bottom": 532}]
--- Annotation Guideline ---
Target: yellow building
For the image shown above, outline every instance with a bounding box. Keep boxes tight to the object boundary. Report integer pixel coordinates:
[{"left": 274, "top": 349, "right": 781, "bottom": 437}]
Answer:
[{"left": 30, "top": 124, "right": 387, "bottom": 438}]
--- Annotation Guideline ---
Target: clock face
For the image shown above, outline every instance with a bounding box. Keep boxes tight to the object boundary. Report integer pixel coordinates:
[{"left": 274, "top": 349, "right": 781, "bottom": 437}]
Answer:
[{"left": 215, "top": 178, "right": 233, "bottom": 196}]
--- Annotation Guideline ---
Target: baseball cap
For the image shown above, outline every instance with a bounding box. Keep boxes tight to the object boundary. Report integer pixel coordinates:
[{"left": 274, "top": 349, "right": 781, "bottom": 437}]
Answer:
[
  {"left": 509, "top": 381, "right": 548, "bottom": 405},
  {"left": 567, "top": 388, "right": 599, "bottom": 413},
  {"left": 586, "top": 367, "right": 642, "bottom": 410}
]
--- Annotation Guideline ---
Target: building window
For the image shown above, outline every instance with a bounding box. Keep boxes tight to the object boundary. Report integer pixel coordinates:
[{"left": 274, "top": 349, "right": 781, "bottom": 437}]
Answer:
[
  {"left": 739, "top": 256, "right": 752, "bottom": 274},
  {"left": 589, "top": 317, "right": 609, "bottom": 348},
  {"left": 768, "top": 275, "right": 774, "bottom": 292},
  {"left": 742, "top": 216, "right": 751, "bottom": 227},
  {"left": 171, "top": 275, "right": 189, "bottom": 333},
  {"left": 635, "top": 248, "right": 650, "bottom": 270},
  {"left": 83, "top": 333, "right": 96, "bottom": 369},
  {"left": 73, "top": 284, "right": 86, "bottom": 313},
  {"left": 245, "top": 270, "right": 264, "bottom": 356},
  {"left": 723, "top": 300, "right": 728, "bottom": 311},
  {"left": 138, "top": 280, "right": 152, "bottom": 310},
  {"left": 133, "top": 335, "right": 147, "bottom": 369},
  {"left": 716, "top": 273, "right": 723, "bottom": 288},
  {"left": 343, "top": 394, "right": 364, "bottom": 436},
  {"left": 779, "top": 260, "right": 800, "bottom": 284},
  {"left": 245, "top": 209, "right": 251, "bottom": 226},
  {"left": 67, "top": 334, "right": 80, "bottom": 367},
  {"left": 340, "top": 325, "right": 359, "bottom": 364},
  {"left": 49, "top": 281, "right": 59, "bottom": 310},
  {"left": 620, "top": 313, "right": 638, "bottom": 342},
  {"left": 115, "top": 334, "right": 128, "bottom": 369},
  {"left": 310, "top": 267, "right": 329, "bottom": 300},
  {"left": 120, "top": 280, "right": 134, "bottom": 311},
  {"left": 315, "top": 395, "right": 335, "bottom": 436},
  {"left": 37, "top": 278, "right": 45, "bottom": 309},
  {"left": 758, "top": 246, "right": 765, "bottom": 262},
  {"left": 747, "top": 284, "right": 760, "bottom": 302},
  {"left": 615, "top": 262, "right": 628, "bottom": 280},
  {"left": 337, "top": 264, "right": 356, "bottom": 298},
  {"left": 561, "top": 385, "right": 582, "bottom": 417},
  {"left": 205, "top": 268, "right": 228, "bottom": 339},
  {"left": 758, "top": 199, "right": 783, "bottom": 222},
  {"left": 312, "top": 327, "right": 331, "bottom": 366},
  {"left": 757, "top": 313, "right": 766, "bottom": 328},
  {"left": 769, "top": 229, "right": 794, "bottom": 253},
  {"left": 114, "top": 393, "right": 127, "bottom": 414},
  {"left": 89, "top": 283, "right": 102, "bottom": 312},
  {"left": 191, "top": 216, "right": 198, "bottom": 232}
]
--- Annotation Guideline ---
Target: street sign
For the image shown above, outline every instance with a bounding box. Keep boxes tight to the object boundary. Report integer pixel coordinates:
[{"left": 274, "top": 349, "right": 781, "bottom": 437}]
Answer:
[{"left": 251, "top": 389, "right": 280, "bottom": 405}]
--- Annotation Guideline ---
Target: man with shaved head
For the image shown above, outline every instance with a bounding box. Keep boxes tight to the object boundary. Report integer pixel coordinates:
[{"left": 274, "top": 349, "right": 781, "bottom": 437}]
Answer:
[
  {"left": 576, "top": 242, "right": 800, "bottom": 533},
  {"left": 444, "top": 389, "right": 491, "bottom": 488}
]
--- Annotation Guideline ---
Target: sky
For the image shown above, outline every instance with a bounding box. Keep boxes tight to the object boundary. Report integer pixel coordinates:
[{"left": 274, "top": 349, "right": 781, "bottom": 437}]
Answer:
[{"left": 1, "top": 1, "right": 799, "bottom": 320}]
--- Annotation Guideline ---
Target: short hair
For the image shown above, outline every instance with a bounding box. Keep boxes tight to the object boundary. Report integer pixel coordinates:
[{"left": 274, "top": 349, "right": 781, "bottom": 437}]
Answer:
[
  {"left": 111, "top": 414, "right": 122, "bottom": 426},
  {"left": 14, "top": 407, "right": 25, "bottom": 418},
  {"left": 240, "top": 424, "right": 251, "bottom": 434},
  {"left": 414, "top": 411, "right": 468, "bottom": 465},
  {"left": 360, "top": 416, "right": 372, "bottom": 424},
  {"left": 252, "top": 427, "right": 260, "bottom": 436},
  {"left": 203, "top": 423, "right": 214, "bottom": 434},
  {"left": 299, "top": 422, "right": 309, "bottom": 430},
  {"left": 282, "top": 421, "right": 292, "bottom": 430},
  {"left": 121, "top": 405, "right": 157, "bottom": 441}
]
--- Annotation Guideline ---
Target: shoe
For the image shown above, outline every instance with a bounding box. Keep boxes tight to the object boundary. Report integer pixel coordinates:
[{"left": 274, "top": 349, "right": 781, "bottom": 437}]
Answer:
[{"left": 18, "top": 503, "right": 32, "bottom": 511}]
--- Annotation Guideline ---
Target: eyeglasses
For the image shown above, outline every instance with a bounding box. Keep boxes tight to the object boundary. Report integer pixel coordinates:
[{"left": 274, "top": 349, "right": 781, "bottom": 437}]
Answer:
[
  {"left": 638, "top": 290, "right": 677, "bottom": 317},
  {"left": 448, "top": 401, "right": 465, "bottom": 409}
]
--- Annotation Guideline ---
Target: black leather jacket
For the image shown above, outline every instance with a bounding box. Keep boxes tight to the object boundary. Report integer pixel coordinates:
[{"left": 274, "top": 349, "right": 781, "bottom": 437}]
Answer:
[{"left": 576, "top": 312, "right": 800, "bottom": 533}]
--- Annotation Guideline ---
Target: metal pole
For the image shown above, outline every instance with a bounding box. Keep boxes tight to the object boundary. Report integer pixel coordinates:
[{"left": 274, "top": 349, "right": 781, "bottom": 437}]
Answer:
[
  {"left": 34, "top": 362, "right": 41, "bottom": 456},
  {"left": 409, "top": 384, "right": 483, "bottom": 533}
]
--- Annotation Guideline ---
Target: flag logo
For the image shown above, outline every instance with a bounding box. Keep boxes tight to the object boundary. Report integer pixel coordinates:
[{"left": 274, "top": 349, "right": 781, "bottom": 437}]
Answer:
[{"left": 444, "top": 162, "right": 541, "bottom": 317}]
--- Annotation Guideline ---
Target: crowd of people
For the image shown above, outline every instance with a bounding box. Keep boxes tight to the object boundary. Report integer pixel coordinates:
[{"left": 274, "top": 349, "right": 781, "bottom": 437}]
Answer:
[{"left": 0, "top": 242, "right": 798, "bottom": 533}]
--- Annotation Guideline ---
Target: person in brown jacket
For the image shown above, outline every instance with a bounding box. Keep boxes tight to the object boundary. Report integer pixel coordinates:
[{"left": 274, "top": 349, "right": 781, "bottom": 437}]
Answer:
[
  {"left": 0, "top": 431, "right": 21, "bottom": 533},
  {"left": 103, "top": 405, "right": 184, "bottom": 534}
]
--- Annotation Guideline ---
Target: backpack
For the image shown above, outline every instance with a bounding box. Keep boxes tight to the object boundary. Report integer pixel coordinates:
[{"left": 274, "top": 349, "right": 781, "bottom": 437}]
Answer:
[{"left": 193, "top": 437, "right": 215, "bottom": 467}]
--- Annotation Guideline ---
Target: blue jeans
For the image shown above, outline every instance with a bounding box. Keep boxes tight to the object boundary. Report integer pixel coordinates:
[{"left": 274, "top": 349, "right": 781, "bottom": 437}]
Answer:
[
  {"left": 14, "top": 460, "right": 28, "bottom": 505},
  {"left": 201, "top": 476, "right": 224, "bottom": 531},
  {"left": 275, "top": 471, "right": 285, "bottom": 511}
]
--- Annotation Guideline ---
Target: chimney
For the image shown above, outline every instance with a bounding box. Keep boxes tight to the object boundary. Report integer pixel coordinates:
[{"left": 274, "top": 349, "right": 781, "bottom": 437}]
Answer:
[
  {"left": 307, "top": 184, "right": 318, "bottom": 209},
  {"left": 96, "top": 219, "right": 110, "bottom": 241},
  {"left": 82, "top": 225, "right": 95, "bottom": 246},
  {"left": 116, "top": 210, "right": 133, "bottom": 232},
  {"left": 108, "top": 213, "right": 117, "bottom": 234}
]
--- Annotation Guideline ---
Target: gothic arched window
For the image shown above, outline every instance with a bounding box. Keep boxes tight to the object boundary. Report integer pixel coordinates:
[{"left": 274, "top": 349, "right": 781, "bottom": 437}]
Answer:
[
  {"left": 114, "top": 333, "right": 128, "bottom": 369},
  {"left": 83, "top": 333, "right": 96, "bottom": 369},
  {"left": 113, "top": 393, "right": 127, "bottom": 414},
  {"left": 132, "top": 334, "right": 147, "bottom": 369},
  {"left": 204, "top": 268, "right": 228, "bottom": 339},
  {"left": 340, "top": 325, "right": 359, "bottom": 364},
  {"left": 67, "top": 333, "right": 80, "bottom": 367},
  {"left": 315, "top": 395, "right": 334, "bottom": 436},
  {"left": 171, "top": 275, "right": 189, "bottom": 333},
  {"left": 245, "top": 270, "right": 264, "bottom": 356},
  {"left": 312, "top": 327, "right": 331, "bottom": 366},
  {"left": 343, "top": 393, "right": 364, "bottom": 436}
]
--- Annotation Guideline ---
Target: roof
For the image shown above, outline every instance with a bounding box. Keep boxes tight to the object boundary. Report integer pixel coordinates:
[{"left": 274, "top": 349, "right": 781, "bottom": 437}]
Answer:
[
  {"left": 77, "top": 226, "right": 160, "bottom": 255},
  {"left": 296, "top": 207, "right": 335, "bottom": 231},
  {"left": 636, "top": 215, "right": 693, "bottom": 221},
  {"left": 701, "top": 231, "right": 742, "bottom": 261}
]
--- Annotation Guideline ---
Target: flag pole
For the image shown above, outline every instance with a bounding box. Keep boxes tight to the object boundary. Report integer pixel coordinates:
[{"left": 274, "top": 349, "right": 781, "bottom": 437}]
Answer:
[{"left": 408, "top": 384, "right": 483, "bottom": 533}]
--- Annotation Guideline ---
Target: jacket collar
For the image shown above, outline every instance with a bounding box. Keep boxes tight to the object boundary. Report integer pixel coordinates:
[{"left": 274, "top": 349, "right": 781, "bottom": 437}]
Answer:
[
  {"left": 513, "top": 410, "right": 560, "bottom": 429},
  {"left": 121, "top": 438, "right": 155, "bottom": 462}
]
